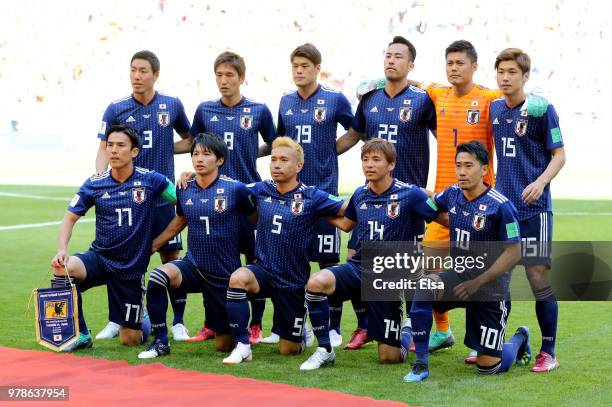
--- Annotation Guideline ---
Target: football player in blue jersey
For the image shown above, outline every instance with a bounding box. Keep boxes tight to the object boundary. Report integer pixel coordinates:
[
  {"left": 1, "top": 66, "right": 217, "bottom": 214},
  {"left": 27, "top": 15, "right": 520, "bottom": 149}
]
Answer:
[
  {"left": 335, "top": 36, "right": 437, "bottom": 349},
  {"left": 405, "top": 141, "right": 532, "bottom": 382},
  {"left": 188, "top": 51, "right": 276, "bottom": 344},
  {"left": 94, "top": 50, "right": 192, "bottom": 341},
  {"left": 138, "top": 133, "right": 257, "bottom": 359},
  {"left": 51, "top": 125, "right": 177, "bottom": 351},
  {"left": 300, "top": 139, "right": 448, "bottom": 370},
  {"left": 491, "top": 49, "right": 566, "bottom": 373},
  {"left": 222, "top": 137, "right": 345, "bottom": 364},
  {"left": 259, "top": 43, "right": 358, "bottom": 347}
]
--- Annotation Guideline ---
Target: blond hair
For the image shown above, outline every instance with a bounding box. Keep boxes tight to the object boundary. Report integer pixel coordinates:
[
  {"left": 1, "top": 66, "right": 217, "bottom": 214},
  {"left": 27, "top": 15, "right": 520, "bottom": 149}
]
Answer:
[{"left": 272, "top": 136, "right": 304, "bottom": 164}]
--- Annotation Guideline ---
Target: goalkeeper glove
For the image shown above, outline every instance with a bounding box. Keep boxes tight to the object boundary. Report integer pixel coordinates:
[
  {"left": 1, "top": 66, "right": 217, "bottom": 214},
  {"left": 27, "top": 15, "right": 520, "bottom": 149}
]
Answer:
[
  {"left": 356, "top": 78, "right": 387, "bottom": 100},
  {"left": 522, "top": 92, "right": 549, "bottom": 117}
]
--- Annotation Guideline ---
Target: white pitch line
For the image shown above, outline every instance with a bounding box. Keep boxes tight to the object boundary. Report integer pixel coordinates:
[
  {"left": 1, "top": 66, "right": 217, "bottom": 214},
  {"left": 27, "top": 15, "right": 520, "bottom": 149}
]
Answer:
[
  {"left": 556, "top": 212, "right": 612, "bottom": 216},
  {"left": 0, "top": 192, "right": 70, "bottom": 201},
  {"left": 0, "top": 218, "right": 94, "bottom": 231}
]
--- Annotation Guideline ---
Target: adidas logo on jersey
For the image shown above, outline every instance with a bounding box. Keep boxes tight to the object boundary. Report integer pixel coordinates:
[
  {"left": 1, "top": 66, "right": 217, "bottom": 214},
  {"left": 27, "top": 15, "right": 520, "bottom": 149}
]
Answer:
[
  {"left": 285, "top": 109, "right": 293, "bottom": 115},
  {"left": 360, "top": 203, "right": 368, "bottom": 209},
  {"left": 102, "top": 192, "right": 111, "bottom": 199},
  {"left": 450, "top": 206, "right": 456, "bottom": 214},
  {"left": 370, "top": 106, "right": 378, "bottom": 113},
  {"left": 210, "top": 116, "right": 219, "bottom": 122},
  {"left": 185, "top": 198, "right": 193, "bottom": 205},
  {"left": 493, "top": 118, "right": 499, "bottom": 125},
  {"left": 126, "top": 116, "right": 136, "bottom": 123}
]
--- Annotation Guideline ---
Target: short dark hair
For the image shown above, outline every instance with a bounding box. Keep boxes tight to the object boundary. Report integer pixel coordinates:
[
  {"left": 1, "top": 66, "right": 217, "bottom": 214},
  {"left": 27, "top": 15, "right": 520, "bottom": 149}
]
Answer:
[
  {"left": 214, "top": 51, "right": 246, "bottom": 78},
  {"left": 290, "top": 43, "right": 322, "bottom": 65},
  {"left": 388, "top": 36, "right": 417, "bottom": 62},
  {"left": 106, "top": 124, "right": 140, "bottom": 150},
  {"left": 456, "top": 141, "right": 489, "bottom": 166},
  {"left": 361, "top": 138, "right": 397, "bottom": 164},
  {"left": 131, "top": 50, "right": 160, "bottom": 73},
  {"left": 495, "top": 48, "right": 531, "bottom": 74},
  {"left": 445, "top": 40, "right": 478, "bottom": 63},
  {"left": 191, "top": 133, "right": 228, "bottom": 166}
]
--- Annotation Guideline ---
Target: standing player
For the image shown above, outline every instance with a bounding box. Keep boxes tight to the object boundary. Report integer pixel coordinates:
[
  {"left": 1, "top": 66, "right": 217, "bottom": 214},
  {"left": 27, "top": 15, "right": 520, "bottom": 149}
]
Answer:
[
  {"left": 50, "top": 125, "right": 176, "bottom": 351},
  {"left": 189, "top": 51, "right": 276, "bottom": 344},
  {"left": 95, "top": 50, "right": 192, "bottom": 341},
  {"left": 222, "top": 137, "right": 344, "bottom": 364},
  {"left": 300, "top": 139, "right": 447, "bottom": 370},
  {"left": 335, "top": 36, "right": 437, "bottom": 349},
  {"left": 491, "top": 48, "right": 565, "bottom": 372},
  {"left": 405, "top": 141, "right": 531, "bottom": 382},
  {"left": 138, "top": 134, "right": 256, "bottom": 358},
  {"left": 270, "top": 43, "right": 354, "bottom": 347}
]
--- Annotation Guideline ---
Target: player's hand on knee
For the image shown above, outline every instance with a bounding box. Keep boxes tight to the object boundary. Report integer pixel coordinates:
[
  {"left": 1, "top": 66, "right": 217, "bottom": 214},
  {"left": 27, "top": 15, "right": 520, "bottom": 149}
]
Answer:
[
  {"left": 453, "top": 279, "right": 481, "bottom": 300},
  {"left": 178, "top": 172, "right": 195, "bottom": 189}
]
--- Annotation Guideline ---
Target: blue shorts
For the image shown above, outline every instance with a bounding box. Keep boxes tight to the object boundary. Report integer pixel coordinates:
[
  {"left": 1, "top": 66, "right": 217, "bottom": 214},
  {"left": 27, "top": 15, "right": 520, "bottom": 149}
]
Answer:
[
  {"left": 328, "top": 263, "right": 400, "bottom": 347},
  {"left": 519, "top": 212, "right": 552, "bottom": 268},
  {"left": 154, "top": 204, "right": 183, "bottom": 253},
  {"left": 239, "top": 215, "right": 256, "bottom": 259},
  {"left": 75, "top": 250, "right": 145, "bottom": 330},
  {"left": 426, "top": 271, "right": 511, "bottom": 358},
  {"left": 247, "top": 263, "right": 306, "bottom": 343},
  {"left": 309, "top": 219, "right": 340, "bottom": 266},
  {"left": 172, "top": 259, "right": 230, "bottom": 334}
]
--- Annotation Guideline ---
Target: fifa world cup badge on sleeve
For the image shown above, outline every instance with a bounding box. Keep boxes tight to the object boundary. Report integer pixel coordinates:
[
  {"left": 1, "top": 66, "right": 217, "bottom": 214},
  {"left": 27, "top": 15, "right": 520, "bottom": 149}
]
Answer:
[{"left": 34, "top": 286, "right": 79, "bottom": 351}]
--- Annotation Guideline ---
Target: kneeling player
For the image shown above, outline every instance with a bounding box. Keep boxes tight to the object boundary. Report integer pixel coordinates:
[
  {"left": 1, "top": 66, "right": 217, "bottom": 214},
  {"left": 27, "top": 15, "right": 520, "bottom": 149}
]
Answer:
[
  {"left": 300, "top": 139, "right": 448, "bottom": 370},
  {"left": 138, "top": 133, "right": 256, "bottom": 358},
  {"left": 50, "top": 125, "right": 176, "bottom": 350},
  {"left": 222, "top": 137, "right": 344, "bottom": 364},
  {"left": 405, "top": 141, "right": 531, "bottom": 382}
]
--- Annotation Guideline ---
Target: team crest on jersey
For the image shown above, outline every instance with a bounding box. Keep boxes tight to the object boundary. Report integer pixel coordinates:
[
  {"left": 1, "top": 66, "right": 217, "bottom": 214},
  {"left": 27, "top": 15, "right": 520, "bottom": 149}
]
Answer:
[
  {"left": 291, "top": 199, "right": 304, "bottom": 215},
  {"left": 314, "top": 107, "right": 326, "bottom": 122},
  {"left": 515, "top": 119, "right": 528, "bottom": 136},
  {"left": 240, "top": 115, "right": 253, "bottom": 130},
  {"left": 214, "top": 197, "right": 227, "bottom": 213},
  {"left": 399, "top": 107, "right": 412, "bottom": 122},
  {"left": 472, "top": 213, "right": 486, "bottom": 230},
  {"left": 467, "top": 110, "right": 480, "bottom": 125},
  {"left": 132, "top": 187, "right": 146, "bottom": 204},
  {"left": 158, "top": 112, "right": 170, "bottom": 127},
  {"left": 387, "top": 202, "right": 400, "bottom": 218}
]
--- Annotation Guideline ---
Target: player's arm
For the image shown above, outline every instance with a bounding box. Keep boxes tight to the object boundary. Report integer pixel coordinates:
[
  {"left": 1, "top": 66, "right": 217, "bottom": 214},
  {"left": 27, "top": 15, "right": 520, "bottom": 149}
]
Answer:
[
  {"left": 173, "top": 132, "right": 194, "bottom": 154},
  {"left": 95, "top": 140, "right": 109, "bottom": 175},
  {"left": 258, "top": 142, "right": 273, "bottom": 157},
  {"left": 152, "top": 215, "right": 187, "bottom": 253},
  {"left": 50, "top": 211, "right": 80, "bottom": 271},
  {"left": 453, "top": 242, "right": 521, "bottom": 300},
  {"left": 336, "top": 127, "right": 364, "bottom": 155},
  {"left": 522, "top": 146, "right": 565, "bottom": 204},
  {"left": 177, "top": 172, "right": 195, "bottom": 189},
  {"left": 324, "top": 215, "right": 356, "bottom": 232}
]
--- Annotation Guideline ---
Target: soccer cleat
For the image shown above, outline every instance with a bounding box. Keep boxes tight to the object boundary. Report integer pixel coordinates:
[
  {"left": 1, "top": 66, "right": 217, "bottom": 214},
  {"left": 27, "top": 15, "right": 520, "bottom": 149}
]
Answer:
[
  {"left": 171, "top": 323, "right": 190, "bottom": 341},
  {"left": 300, "top": 347, "right": 336, "bottom": 371},
  {"left": 138, "top": 338, "right": 170, "bottom": 359},
  {"left": 428, "top": 330, "right": 455, "bottom": 352},
  {"left": 465, "top": 350, "right": 478, "bottom": 364},
  {"left": 95, "top": 321, "right": 120, "bottom": 339},
  {"left": 403, "top": 361, "right": 430, "bottom": 382},
  {"left": 259, "top": 332, "right": 280, "bottom": 344},
  {"left": 530, "top": 351, "right": 559, "bottom": 373},
  {"left": 515, "top": 326, "right": 533, "bottom": 366},
  {"left": 344, "top": 328, "right": 372, "bottom": 350},
  {"left": 186, "top": 325, "right": 215, "bottom": 342},
  {"left": 61, "top": 333, "right": 93, "bottom": 352},
  {"left": 248, "top": 324, "right": 263, "bottom": 345},
  {"left": 329, "top": 329, "right": 343, "bottom": 348},
  {"left": 223, "top": 342, "right": 252, "bottom": 365}
]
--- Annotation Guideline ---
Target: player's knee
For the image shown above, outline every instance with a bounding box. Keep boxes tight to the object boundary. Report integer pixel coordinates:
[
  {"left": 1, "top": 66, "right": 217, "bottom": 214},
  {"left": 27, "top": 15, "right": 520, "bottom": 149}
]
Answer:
[
  {"left": 159, "top": 250, "right": 179, "bottom": 264},
  {"left": 215, "top": 337, "right": 233, "bottom": 352},
  {"left": 279, "top": 344, "right": 301, "bottom": 356},
  {"left": 378, "top": 352, "right": 400, "bottom": 364},
  {"left": 526, "top": 265, "right": 549, "bottom": 289},
  {"left": 118, "top": 328, "right": 142, "bottom": 346},
  {"left": 307, "top": 273, "right": 328, "bottom": 293},
  {"left": 229, "top": 268, "right": 251, "bottom": 289}
]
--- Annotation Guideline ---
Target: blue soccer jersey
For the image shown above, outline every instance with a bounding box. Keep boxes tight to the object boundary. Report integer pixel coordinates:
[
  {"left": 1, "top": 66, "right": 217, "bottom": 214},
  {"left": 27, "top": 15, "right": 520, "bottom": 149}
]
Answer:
[
  {"left": 247, "top": 180, "right": 343, "bottom": 290},
  {"left": 345, "top": 180, "right": 438, "bottom": 265},
  {"left": 432, "top": 184, "right": 521, "bottom": 297},
  {"left": 68, "top": 167, "right": 171, "bottom": 279},
  {"left": 351, "top": 85, "right": 436, "bottom": 187},
  {"left": 190, "top": 97, "right": 276, "bottom": 184},
  {"left": 277, "top": 85, "right": 353, "bottom": 195},
  {"left": 490, "top": 100, "right": 564, "bottom": 220},
  {"left": 98, "top": 92, "right": 191, "bottom": 185},
  {"left": 176, "top": 175, "right": 256, "bottom": 287}
]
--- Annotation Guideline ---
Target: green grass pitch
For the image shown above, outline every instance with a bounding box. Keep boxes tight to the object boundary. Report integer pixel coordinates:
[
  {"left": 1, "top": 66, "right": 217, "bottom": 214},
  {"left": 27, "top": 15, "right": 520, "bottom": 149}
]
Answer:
[{"left": 1, "top": 185, "right": 611, "bottom": 406}]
